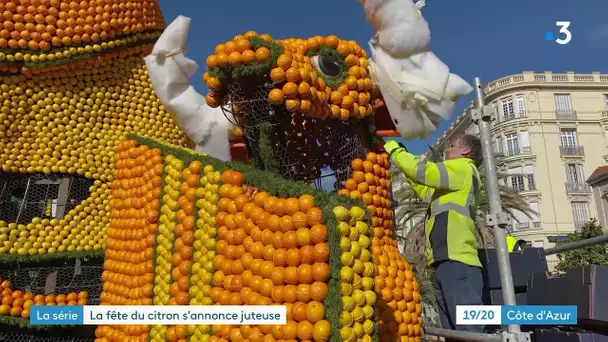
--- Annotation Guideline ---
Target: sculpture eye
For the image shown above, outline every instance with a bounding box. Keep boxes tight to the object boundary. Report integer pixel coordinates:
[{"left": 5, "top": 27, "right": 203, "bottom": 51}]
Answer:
[{"left": 312, "top": 55, "right": 342, "bottom": 78}]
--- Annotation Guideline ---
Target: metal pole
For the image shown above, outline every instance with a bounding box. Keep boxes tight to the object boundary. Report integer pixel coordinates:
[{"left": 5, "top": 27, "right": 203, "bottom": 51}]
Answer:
[
  {"left": 472, "top": 77, "right": 520, "bottom": 333},
  {"left": 544, "top": 234, "right": 608, "bottom": 255},
  {"left": 425, "top": 327, "right": 501, "bottom": 342}
]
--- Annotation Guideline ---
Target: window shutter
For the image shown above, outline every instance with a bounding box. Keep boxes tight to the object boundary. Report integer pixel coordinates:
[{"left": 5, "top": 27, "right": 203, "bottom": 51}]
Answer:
[{"left": 520, "top": 131, "right": 531, "bottom": 152}]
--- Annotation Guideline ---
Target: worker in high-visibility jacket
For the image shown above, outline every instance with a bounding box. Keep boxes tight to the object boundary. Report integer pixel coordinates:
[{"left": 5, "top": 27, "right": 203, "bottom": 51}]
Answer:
[
  {"left": 385, "top": 134, "right": 485, "bottom": 337},
  {"left": 507, "top": 234, "right": 527, "bottom": 253}
]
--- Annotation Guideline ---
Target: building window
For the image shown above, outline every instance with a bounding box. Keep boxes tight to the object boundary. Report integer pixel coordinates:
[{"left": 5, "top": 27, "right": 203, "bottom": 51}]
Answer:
[
  {"left": 555, "top": 94, "right": 576, "bottom": 119},
  {"left": 511, "top": 175, "right": 525, "bottom": 192},
  {"left": 560, "top": 129, "right": 578, "bottom": 147},
  {"left": 571, "top": 201, "right": 589, "bottom": 230},
  {"left": 524, "top": 165, "right": 536, "bottom": 190},
  {"left": 604, "top": 94, "right": 608, "bottom": 109},
  {"left": 501, "top": 96, "right": 515, "bottom": 121},
  {"left": 505, "top": 133, "right": 519, "bottom": 156},
  {"left": 515, "top": 94, "right": 526, "bottom": 118},
  {"left": 565, "top": 163, "right": 585, "bottom": 184}
]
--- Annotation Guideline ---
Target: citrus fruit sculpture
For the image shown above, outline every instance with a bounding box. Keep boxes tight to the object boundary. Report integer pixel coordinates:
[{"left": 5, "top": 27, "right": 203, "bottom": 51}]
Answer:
[
  {"left": 92, "top": 14, "right": 424, "bottom": 340},
  {"left": 0, "top": 1, "right": 432, "bottom": 341},
  {"left": 0, "top": 0, "right": 190, "bottom": 337}
]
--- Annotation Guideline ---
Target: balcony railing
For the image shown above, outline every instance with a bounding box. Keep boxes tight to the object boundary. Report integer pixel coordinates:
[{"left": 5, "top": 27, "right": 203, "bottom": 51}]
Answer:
[
  {"left": 574, "top": 221, "right": 588, "bottom": 231},
  {"left": 560, "top": 146, "right": 585, "bottom": 157},
  {"left": 483, "top": 72, "right": 608, "bottom": 97},
  {"left": 565, "top": 182, "right": 591, "bottom": 194},
  {"left": 506, "top": 148, "right": 520, "bottom": 157},
  {"left": 532, "top": 222, "right": 542, "bottom": 228},
  {"left": 515, "top": 222, "right": 530, "bottom": 230},
  {"left": 555, "top": 109, "right": 577, "bottom": 120}
]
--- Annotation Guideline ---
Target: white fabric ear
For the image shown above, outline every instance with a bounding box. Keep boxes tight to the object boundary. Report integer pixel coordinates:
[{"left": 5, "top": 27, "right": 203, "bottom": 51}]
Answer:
[
  {"left": 144, "top": 15, "right": 231, "bottom": 161},
  {"left": 363, "top": 0, "right": 473, "bottom": 140}
]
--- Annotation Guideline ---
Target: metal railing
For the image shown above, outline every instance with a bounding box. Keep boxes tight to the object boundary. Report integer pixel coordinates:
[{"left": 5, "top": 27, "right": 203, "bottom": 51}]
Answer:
[
  {"left": 565, "top": 182, "right": 591, "bottom": 193},
  {"left": 423, "top": 76, "right": 608, "bottom": 342},
  {"left": 555, "top": 109, "right": 577, "bottom": 119},
  {"left": 506, "top": 148, "right": 520, "bottom": 156},
  {"left": 559, "top": 146, "right": 585, "bottom": 156}
]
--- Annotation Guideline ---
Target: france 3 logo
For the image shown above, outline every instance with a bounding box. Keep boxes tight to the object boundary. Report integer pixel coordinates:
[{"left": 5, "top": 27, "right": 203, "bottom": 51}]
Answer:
[{"left": 545, "top": 21, "right": 572, "bottom": 45}]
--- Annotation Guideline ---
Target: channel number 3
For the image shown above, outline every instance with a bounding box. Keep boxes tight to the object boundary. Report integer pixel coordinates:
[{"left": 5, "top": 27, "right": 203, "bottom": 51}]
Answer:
[{"left": 556, "top": 21, "right": 572, "bottom": 45}]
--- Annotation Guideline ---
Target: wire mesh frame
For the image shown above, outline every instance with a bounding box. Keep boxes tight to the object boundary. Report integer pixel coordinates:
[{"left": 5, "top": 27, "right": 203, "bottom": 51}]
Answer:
[
  {"left": 221, "top": 76, "right": 371, "bottom": 190},
  {"left": 0, "top": 172, "right": 93, "bottom": 225},
  {"left": 0, "top": 264, "right": 103, "bottom": 305}
]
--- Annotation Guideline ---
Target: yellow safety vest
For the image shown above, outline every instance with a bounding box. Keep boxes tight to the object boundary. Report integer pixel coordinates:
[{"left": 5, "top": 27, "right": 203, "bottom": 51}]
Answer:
[
  {"left": 507, "top": 235, "right": 517, "bottom": 253},
  {"left": 385, "top": 141, "right": 482, "bottom": 268}
]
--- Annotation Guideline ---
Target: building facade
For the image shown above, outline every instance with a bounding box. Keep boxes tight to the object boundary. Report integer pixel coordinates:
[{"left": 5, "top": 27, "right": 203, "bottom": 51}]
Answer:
[{"left": 428, "top": 71, "right": 608, "bottom": 266}]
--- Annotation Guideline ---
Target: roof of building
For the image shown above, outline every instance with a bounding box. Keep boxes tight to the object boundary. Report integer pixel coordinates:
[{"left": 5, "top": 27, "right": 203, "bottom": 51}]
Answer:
[{"left": 587, "top": 165, "right": 608, "bottom": 185}]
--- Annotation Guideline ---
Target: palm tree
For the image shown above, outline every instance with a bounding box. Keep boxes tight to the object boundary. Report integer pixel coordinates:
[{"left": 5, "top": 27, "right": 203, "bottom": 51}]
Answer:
[{"left": 391, "top": 147, "right": 538, "bottom": 317}]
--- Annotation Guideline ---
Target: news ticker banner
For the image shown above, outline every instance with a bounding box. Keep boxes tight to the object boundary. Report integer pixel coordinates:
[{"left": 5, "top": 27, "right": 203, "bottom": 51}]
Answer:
[
  {"left": 29, "top": 305, "right": 576, "bottom": 326},
  {"left": 456, "top": 305, "right": 577, "bottom": 325},
  {"left": 30, "top": 306, "right": 286, "bottom": 325}
]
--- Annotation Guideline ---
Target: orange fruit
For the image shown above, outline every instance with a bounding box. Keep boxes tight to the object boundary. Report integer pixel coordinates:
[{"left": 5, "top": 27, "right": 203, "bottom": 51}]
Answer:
[
  {"left": 296, "top": 265, "right": 313, "bottom": 284},
  {"left": 295, "top": 228, "right": 311, "bottom": 247},
  {"left": 296, "top": 320, "right": 314, "bottom": 340},
  {"left": 311, "top": 263, "right": 330, "bottom": 282},
  {"left": 270, "top": 68, "right": 286, "bottom": 83},
  {"left": 312, "top": 320, "right": 331, "bottom": 341},
  {"left": 281, "top": 320, "right": 298, "bottom": 339},
  {"left": 255, "top": 47, "right": 270, "bottom": 62},
  {"left": 310, "top": 282, "right": 328, "bottom": 302}
]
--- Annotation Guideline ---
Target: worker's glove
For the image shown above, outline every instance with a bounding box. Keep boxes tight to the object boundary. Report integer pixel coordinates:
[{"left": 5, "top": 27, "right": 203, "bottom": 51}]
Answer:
[{"left": 384, "top": 140, "right": 408, "bottom": 158}]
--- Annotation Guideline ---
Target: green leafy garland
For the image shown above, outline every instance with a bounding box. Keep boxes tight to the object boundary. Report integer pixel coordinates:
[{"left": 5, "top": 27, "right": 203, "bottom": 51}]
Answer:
[
  {"left": 128, "top": 133, "right": 371, "bottom": 342},
  {"left": 0, "top": 30, "right": 163, "bottom": 72},
  {"left": 208, "top": 36, "right": 284, "bottom": 80},
  {"left": 0, "top": 250, "right": 105, "bottom": 264}
]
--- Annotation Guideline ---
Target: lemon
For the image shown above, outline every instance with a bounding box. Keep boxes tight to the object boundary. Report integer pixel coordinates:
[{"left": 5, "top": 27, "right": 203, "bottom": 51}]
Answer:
[
  {"left": 355, "top": 221, "right": 369, "bottom": 234},
  {"left": 358, "top": 235, "right": 371, "bottom": 249},
  {"left": 337, "top": 221, "right": 350, "bottom": 236},
  {"left": 351, "top": 289, "right": 365, "bottom": 306},
  {"left": 340, "top": 237, "right": 351, "bottom": 251},
  {"left": 359, "top": 249, "right": 372, "bottom": 262},
  {"left": 342, "top": 296, "right": 355, "bottom": 312},
  {"left": 351, "top": 306, "right": 365, "bottom": 323},
  {"left": 340, "top": 327, "right": 356, "bottom": 342},
  {"left": 352, "top": 274, "right": 362, "bottom": 289},
  {"left": 350, "top": 241, "right": 362, "bottom": 257},
  {"left": 333, "top": 206, "right": 350, "bottom": 221},
  {"left": 349, "top": 206, "right": 365, "bottom": 222},
  {"left": 348, "top": 227, "right": 359, "bottom": 241},
  {"left": 361, "top": 277, "right": 374, "bottom": 291},
  {"left": 340, "top": 266, "right": 354, "bottom": 283},
  {"left": 353, "top": 322, "right": 364, "bottom": 337},
  {"left": 340, "top": 311, "right": 354, "bottom": 327},
  {"left": 363, "top": 261, "right": 374, "bottom": 276},
  {"left": 362, "top": 306, "right": 375, "bottom": 319},
  {"left": 364, "top": 290, "right": 377, "bottom": 305},
  {"left": 341, "top": 283, "right": 353, "bottom": 296},
  {"left": 340, "top": 251, "right": 355, "bottom": 267},
  {"left": 352, "top": 259, "right": 365, "bottom": 274}
]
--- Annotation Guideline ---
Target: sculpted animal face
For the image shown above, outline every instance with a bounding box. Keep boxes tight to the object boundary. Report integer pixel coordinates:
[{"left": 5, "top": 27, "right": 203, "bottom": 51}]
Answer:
[
  {"left": 200, "top": 32, "right": 382, "bottom": 183},
  {"left": 204, "top": 33, "right": 374, "bottom": 122}
]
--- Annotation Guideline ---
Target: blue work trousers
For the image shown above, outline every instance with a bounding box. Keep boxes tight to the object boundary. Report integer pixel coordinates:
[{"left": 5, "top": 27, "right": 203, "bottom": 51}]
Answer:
[{"left": 434, "top": 260, "right": 485, "bottom": 341}]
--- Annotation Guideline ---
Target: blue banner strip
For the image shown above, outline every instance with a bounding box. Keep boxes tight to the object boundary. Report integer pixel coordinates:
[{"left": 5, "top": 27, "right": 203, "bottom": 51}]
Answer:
[
  {"left": 501, "top": 305, "right": 577, "bottom": 325},
  {"left": 30, "top": 306, "right": 84, "bottom": 325}
]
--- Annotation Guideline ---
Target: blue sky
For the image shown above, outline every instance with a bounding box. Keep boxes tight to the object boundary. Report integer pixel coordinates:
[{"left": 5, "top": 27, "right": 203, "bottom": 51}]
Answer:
[{"left": 157, "top": 0, "right": 608, "bottom": 155}]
